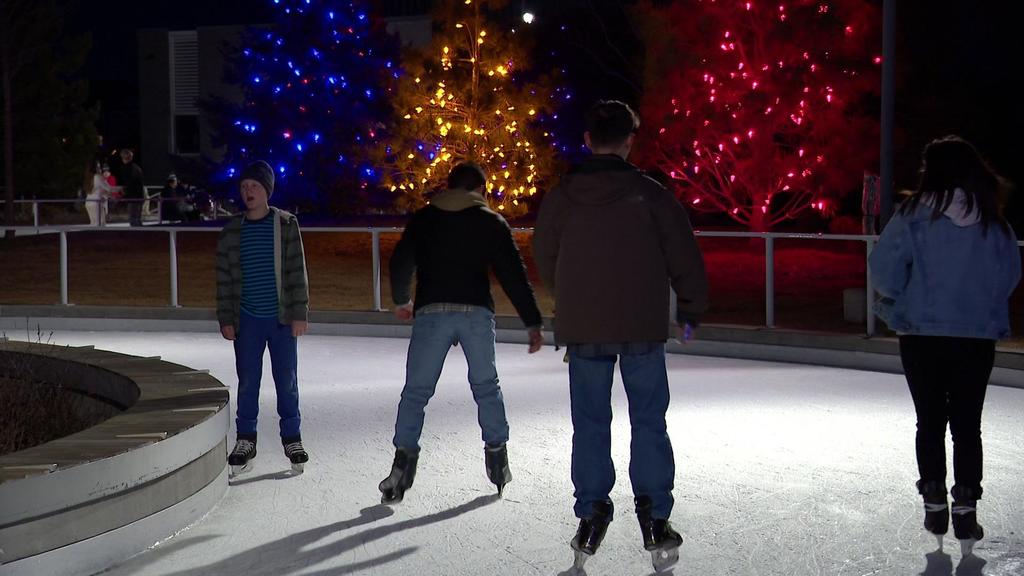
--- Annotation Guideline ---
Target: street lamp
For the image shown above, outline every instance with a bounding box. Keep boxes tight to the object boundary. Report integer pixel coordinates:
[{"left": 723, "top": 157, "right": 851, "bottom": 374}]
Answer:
[{"left": 521, "top": 1, "right": 534, "bottom": 24}]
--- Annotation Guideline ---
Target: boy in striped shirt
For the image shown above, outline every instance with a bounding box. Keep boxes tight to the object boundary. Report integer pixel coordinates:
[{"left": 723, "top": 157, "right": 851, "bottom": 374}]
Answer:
[{"left": 216, "top": 160, "right": 310, "bottom": 475}]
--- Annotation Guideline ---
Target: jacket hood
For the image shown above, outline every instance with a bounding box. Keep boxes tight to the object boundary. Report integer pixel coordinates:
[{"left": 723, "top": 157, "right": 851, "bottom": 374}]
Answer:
[
  {"left": 561, "top": 154, "right": 651, "bottom": 206},
  {"left": 921, "top": 188, "right": 981, "bottom": 227},
  {"left": 429, "top": 188, "right": 490, "bottom": 212}
]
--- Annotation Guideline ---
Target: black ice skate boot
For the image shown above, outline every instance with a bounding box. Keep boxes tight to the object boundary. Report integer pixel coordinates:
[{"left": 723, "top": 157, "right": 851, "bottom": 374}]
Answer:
[
  {"left": 635, "top": 495, "right": 683, "bottom": 572},
  {"left": 570, "top": 500, "right": 613, "bottom": 572},
  {"left": 484, "top": 443, "right": 512, "bottom": 497},
  {"left": 951, "top": 485, "right": 984, "bottom": 557},
  {"left": 917, "top": 480, "right": 949, "bottom": 550},
  {"left": 228, "top": 435, "right": 257, "bottom": 476},
  {"left": 283, "top": 436, "right": 309, "bottom": 474},
  {"left": 379, "top": 448, "right": 418, "bottom": 505}
]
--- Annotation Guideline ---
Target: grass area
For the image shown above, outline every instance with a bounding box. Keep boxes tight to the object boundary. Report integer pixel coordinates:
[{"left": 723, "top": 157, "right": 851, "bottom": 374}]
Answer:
[{"left": 1, "top": 229, "right": 1022, "bottom": 338}]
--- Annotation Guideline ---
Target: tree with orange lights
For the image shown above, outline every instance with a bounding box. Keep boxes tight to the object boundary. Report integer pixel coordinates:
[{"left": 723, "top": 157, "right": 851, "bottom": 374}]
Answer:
[
  {"left": 635, "top": 0, "right": 880, "bottom": 231},
  {"left": 376, "top": 0, "right": 564, "bottom": 217}
]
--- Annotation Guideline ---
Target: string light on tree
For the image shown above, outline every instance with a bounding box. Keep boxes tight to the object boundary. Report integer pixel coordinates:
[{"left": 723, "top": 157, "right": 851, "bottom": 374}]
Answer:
[
  {"left": 206, "top": 0, "right": 397, "bottom": 212},
  {"left": 635, "top": 0, "right": 880, "bottom": 231},
  {"left": 375, "top": 0, "right": 563, "bottom": 217}
]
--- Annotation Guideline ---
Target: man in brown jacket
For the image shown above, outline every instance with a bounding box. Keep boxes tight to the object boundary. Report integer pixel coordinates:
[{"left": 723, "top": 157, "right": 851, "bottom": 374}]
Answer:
[{"left": 533, "top": 100, "right": 707, "bottom": 571}]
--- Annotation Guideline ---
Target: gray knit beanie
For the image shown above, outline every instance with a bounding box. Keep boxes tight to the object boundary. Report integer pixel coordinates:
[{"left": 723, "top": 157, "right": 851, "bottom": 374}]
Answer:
[{"left": 239, "top": 160, "right": 275, "bottom": 197}]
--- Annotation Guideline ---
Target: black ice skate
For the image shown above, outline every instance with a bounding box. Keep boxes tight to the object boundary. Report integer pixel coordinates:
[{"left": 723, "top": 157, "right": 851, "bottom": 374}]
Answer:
[
  {"left": 228, "top": 436, "right": 257, "bottom": 476},
  {"left": 283, "top": 437, "right": 308, "bottom": 474},
  {"left": 570, "top": 500, "right": 613, "bottom": 572},
  {"left": 635, "top": 496, "right": 683, "bottom": 572},
  {"left": 917, "top": 480, "right": 949, "bottom": 550},
  {"left": 379, "top": 448, "right": 418, "bottom": 505},
  {"left": 951, "top": 486, "right": 984, "bottom": 557},
  {"left": 484, "top": 443, "right": 512, "bottom": 497}
]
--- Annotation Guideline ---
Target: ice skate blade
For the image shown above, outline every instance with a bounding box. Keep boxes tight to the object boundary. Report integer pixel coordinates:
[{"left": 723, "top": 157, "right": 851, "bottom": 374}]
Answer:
[
  {"left": 960, "top": 538, "right": 977, "bottom": 557},
  {"left": 290, "top": 462, "right": 304, "bottom": 475},
  {"left": 229, "top": 462, "right": 253, "bottom": 477},
  {"left": 651, "top": 545, "right": 680, "bottom": 572}
]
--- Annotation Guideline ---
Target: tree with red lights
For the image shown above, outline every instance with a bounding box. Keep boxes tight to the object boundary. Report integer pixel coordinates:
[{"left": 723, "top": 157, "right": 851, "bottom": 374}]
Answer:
[{"left": 635, "top": 0, "right": 880, "bottom": 231}]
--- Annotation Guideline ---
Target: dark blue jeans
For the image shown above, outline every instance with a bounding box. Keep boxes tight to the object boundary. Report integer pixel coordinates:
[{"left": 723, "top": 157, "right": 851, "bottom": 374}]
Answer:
[
  {"left": 234, "top": 310, "right": 301, "bottom": 439},
  {"left": 569, "top": 345, "right": 675, "bottom": 520},
  {"left": 393, "top": 309, "right": 508, "bottom": 452}
]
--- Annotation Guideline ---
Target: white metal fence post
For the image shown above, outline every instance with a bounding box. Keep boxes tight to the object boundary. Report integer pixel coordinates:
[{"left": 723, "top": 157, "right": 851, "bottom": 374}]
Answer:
[
  {"left": 765, "top": 235, "right": 775, "bottom": 328},
  {"left": 372, "top": 230, "right": 382, "bottom": 311},
  {"left": 59, "top": 231, "right": 69, "bottom": 305},
  {"left": 169, "top": 230, "right": 179, "bottom": 307}
]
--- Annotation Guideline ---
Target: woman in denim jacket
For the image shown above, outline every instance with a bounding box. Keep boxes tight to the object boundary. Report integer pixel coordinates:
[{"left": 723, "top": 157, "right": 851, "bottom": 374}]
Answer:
[{"left": 870, "top": 136, "right": 1021, "bottom": 556}]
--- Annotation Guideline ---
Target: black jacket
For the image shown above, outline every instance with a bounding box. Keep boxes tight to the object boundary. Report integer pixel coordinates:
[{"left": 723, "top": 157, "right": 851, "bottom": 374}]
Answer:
[
  {"left": 390, "top": 189, "right": 543, "bottom": 328},
  {"left": 116, "top": 161, "right": 145, "bottom": 199}
]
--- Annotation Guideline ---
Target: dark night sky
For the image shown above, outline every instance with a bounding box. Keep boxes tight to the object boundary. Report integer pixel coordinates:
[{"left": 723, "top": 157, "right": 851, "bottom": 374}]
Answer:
[
  {"left": 67, "top": 0, "right": 1024, "bottom": 218},
  {"left": 68, "top": 1, "right": 276, "bottom": 147}
]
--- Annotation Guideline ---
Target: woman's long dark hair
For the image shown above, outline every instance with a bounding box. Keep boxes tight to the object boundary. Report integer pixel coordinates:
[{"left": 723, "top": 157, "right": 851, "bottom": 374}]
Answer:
[{"left": 899, "top": 135, "right": 1011, "bottom": 235}]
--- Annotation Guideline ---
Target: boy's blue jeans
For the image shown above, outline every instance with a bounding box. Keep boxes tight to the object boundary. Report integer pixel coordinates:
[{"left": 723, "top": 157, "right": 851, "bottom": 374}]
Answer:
[
  {"left": 569, "top": 345, "right": 675, "bottom": 520},
  {"left": 234, "top": 310, "right": 301, "bottom": 440},
  {"left": 393, "top": 308, "right": 508, "bottom": 452}
]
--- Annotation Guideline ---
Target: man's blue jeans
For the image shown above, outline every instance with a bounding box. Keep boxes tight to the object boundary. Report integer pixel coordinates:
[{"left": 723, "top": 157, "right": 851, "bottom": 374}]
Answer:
[
  {"left": 569, "top": 345, "right": 675, "bottom": 520},
  {"left": 393, "top": 308, "right": 508, "bottom": 452},
  {"left": 234, "top": 310, "right": 301, "bottom": 440}
]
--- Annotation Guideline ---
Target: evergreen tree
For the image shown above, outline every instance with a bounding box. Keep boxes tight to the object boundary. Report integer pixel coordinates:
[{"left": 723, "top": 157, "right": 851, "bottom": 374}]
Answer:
[
  {"left": 377, "top": 0, "right": 565, "bottom": 218},
  {"left": 206, "top": 0, "right": 397, "bottom": 212}
]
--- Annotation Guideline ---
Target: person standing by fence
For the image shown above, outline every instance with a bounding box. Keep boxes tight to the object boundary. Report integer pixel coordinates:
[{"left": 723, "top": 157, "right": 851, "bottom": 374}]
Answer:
[
  {"left": 115, "top": 148, "right": 144, "bottom": 226},
  {"left": 85, "top": 161, "right": 112, "bottom": 226}
]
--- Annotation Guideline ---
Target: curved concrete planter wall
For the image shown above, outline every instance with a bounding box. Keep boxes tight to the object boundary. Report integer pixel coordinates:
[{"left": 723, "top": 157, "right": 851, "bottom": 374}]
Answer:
[{"left": 0, "top": 341, "right": 229, "bottom": 576}]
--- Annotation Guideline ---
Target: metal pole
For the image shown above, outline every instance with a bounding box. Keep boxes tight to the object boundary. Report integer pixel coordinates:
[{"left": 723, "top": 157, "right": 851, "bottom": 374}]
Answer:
[
  {"left": 865, "top": 238, "right": 876, "bottom": 336},
  {"left": 371, "top": 230, "right": 382, "bottom": 311},
  {"left": 59, "top": 231, "right": 69, "bottom": 305},
  {"left": 879, "top": 0, "right": 896, "bottom": 229},
  {"left": 32, "top": 201, "right": 39, "bottom": 228},
  {"left": 765, "top": 235, "right": 775, "bottom": 328},
  {"left": 169, "top": 230, "right": 179, "bottom": 307}
]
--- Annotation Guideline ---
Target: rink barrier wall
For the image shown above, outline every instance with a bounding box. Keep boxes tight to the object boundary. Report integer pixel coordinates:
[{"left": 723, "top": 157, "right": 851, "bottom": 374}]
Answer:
[
  {"left": 2, "top": 305, "right": 1023, "bottom": 389},
  {"left": 0, "top": 340, "right": 230, "bottom": 575}
]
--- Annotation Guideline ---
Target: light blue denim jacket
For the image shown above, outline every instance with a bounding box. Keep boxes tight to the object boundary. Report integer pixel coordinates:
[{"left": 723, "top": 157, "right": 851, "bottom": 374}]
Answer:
[{"left": 869, "top": 198, "right": 1021, "bottom": 340}]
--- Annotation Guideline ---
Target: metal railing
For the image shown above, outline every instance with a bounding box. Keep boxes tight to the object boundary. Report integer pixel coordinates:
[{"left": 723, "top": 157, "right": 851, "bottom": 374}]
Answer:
[
  {"left": 0, "top": 187, "right": 195, "bottom": 227},
  {"left": 0, "top": 223, "right": 914, "bottom": 336}
]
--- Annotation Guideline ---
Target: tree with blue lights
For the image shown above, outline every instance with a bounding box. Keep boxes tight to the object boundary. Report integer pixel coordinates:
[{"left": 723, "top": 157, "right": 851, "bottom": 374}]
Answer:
[
  {"left": 376, "top": 0, "right": 566, "bottom": 218},
  {"left": 208, "top": 0, "right": 397, "bottom": 212}
]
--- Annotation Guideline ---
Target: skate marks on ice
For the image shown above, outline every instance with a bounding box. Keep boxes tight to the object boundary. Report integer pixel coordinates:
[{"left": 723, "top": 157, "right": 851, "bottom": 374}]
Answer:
[
  {"left": 554, "top": 562, "right": 677, "bottom": 576},
  {"left": 229, "top": 468, "right": 304, "bottom": 486},
  {"left": 923, "top": 535, "right": 1024, "bottom": 576},
  {"left": 109, "top": 496, "right": 499, "bottom": 576}
]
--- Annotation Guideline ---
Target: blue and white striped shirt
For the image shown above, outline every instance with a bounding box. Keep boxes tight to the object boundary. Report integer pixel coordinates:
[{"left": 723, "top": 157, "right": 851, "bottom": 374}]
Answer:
[{"left": 240, "top": 213, "right": 278, "bottom": 317}]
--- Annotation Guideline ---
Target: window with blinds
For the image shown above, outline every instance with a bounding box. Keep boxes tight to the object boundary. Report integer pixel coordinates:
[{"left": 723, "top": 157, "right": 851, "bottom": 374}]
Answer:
[{"left": 169, "top": 31, "right": 200, "bottom": 155}]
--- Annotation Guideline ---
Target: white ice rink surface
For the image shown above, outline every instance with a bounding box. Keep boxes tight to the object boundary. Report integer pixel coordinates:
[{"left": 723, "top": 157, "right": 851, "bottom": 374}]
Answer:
[{"left": 34, "top": 331, "right": 1024, "bottom": 576}]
